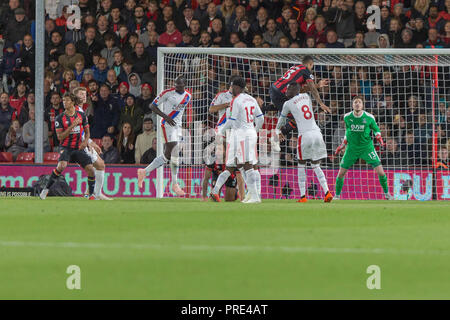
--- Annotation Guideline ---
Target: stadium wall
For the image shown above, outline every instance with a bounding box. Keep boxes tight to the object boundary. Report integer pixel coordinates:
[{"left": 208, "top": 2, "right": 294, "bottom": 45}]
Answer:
[{"left": 0, "top": 165, "right": 449, "bottom": 201}]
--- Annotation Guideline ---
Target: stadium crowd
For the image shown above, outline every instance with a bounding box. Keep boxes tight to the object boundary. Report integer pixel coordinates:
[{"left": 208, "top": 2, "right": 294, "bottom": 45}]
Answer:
[{"left": 0, "top": 0, "right": 448, "bottom": 169}]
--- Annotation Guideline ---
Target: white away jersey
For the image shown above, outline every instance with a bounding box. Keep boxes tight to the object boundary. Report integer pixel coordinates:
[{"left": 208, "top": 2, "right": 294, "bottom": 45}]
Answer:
[
  {"left": 228, "top": 93, "right": 263, "bottom": 130},
  {"left": 153, "top": 88, "right": 192, "bottom": 127},
  {"left": 210, "top": 90, "right": 233, "bottom": 127},
  {"left": 281, "top": 93, "right": 320, "bottom": 135}
]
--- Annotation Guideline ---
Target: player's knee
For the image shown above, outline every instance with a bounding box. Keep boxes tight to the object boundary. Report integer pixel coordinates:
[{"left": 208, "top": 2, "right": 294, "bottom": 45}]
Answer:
[
  {"left": 95, "top": 159, "right": 105, "bottom": 171},
  {"left": 85, "top": 165, "right": 95, "bottom": 176}
]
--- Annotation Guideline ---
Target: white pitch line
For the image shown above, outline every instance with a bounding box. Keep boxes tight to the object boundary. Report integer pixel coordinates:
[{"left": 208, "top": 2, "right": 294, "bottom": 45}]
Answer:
[{"left": 0, "top": 240, "right": 449, "bottom": 256}]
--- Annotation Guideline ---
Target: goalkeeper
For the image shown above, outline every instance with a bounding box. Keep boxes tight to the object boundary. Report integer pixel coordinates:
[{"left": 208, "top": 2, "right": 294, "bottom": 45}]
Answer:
[{"left": 334, "top": 96, "right": 393, "bottom": 200}]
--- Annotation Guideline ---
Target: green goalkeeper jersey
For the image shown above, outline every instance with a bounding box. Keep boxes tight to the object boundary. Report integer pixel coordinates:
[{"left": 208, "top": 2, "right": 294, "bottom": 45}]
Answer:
[{"left": 344, "top": 111, "right": 380, "bottom": 150}]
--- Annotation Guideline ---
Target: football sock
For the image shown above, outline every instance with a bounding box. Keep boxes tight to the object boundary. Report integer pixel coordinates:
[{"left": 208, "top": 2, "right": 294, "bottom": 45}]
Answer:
[
  {"left": 170, "top": 160, "right": 179, "bottom": 185},
  {"left": 298, "top": 164, "right": 307, "bottom": 197},
  {"left": 213, "top": 170, "right": 231, "bottom": 194},
  {"left": 245, "top": 169, "right": 258, "bottom": 196},
  {"left": 88, "top": 176, "right": 95, "bottom": 195},
  {"left": 379, "top": 174, "right": 389, "bottom": 194},
  {"left": 312, "top": 163, "right": 329, "bottom": 193},
  {"left": 94, "top": 169, "right": 105, "bottom": 197},
  {"left": 46, "top": 169, "right": 61, "bottom": 189},
  {"left": 335, "top": 177, "right": 344, "bottom": 196},
  {"left": 254, "top": 169, "right": 261, "bottom": 195},
  {"left": 145, "top": 155, "right": 168, "bottom": 175}
]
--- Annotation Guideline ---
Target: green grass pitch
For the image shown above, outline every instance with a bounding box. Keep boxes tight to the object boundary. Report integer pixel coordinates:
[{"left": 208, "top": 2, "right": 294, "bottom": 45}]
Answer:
[{"left": 0, "top": 198, "right": 449, "bottom": 299}]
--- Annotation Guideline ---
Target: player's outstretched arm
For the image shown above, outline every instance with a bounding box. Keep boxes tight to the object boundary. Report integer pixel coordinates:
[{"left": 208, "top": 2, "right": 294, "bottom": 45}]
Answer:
[
  {"left": 209, "top": 102, "right": 229, "bottom": 114},
  {"left": 307, "top": 81, "right": 331, "bottom": 113}
]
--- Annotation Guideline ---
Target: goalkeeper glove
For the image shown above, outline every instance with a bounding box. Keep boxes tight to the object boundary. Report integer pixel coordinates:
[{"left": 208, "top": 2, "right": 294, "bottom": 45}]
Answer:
[
  {"left": 334, "top": 140, "right": 347, "bottom": 156},
  {"left": 376, "top": 134, "right": 385, "bottom": 148}
]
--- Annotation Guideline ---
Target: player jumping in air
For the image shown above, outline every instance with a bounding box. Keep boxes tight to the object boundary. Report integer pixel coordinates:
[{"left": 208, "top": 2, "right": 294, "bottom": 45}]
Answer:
[
  {"left": 137, "top": 76, "right": 191, "bottom": 196},
  {"left": 268, "top": 55, "right": 330, "bottom": 150},
  {"left": 73, "top": 87, "right": 112, "bottom": 200},
  {"left": 276, "top": 83, "right": 333, "bottom": 203},
  {"left": 202, "top": 75, "right": 245, "bottom": 201},
  {"left": 211, "top": 77, "right": 264, "bottom": 204},
  {"left": 334, "top": 95, "right": 393, "bottom": 200},
  {"left": 40, "top": 93, "right": 96, "bottom": 199}
]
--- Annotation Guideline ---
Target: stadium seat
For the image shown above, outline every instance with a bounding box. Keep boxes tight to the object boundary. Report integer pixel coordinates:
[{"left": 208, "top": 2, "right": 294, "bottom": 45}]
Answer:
[
  {"left": 44, "top": 152, "right": 60, "bottom": 164},
  {"left": 93, "top": 138, "right": 102, "bottom": 148},
  {"left": 0, "top": 152, "right": 13, "bottom": 163},
  {"left": 16, "top": 152, "right": 35, "bottom": 163}
]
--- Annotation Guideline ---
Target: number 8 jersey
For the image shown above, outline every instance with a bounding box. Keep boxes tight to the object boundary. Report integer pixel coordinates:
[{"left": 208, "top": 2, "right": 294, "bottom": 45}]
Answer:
[{"left": 280, "top": 93, "right": 320, "bottom": 135}]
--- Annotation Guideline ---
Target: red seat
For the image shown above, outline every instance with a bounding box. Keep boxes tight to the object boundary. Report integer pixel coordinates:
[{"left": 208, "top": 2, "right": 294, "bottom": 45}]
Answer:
[
  {"left": 44, "top": 152, "right": 60, "bottom": 163},
  {"left": 16, "top": 152, "right": 35, "bottom": 163},
  {"left": 92, "top": 138, "right": 102, "bottom": 148},
  {"left": 0, "top": 152, "right": 13, "bottom": 162}
]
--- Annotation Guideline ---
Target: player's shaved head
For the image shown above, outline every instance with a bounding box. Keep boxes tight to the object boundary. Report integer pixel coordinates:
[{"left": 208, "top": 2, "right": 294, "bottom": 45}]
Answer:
[
  {"left": 303, "top": 55, "right": 314, "bottom": 65},
  {"left": 286, "top": 82, "right": 300, "bottom": 99},
  {"left": 175, "top": 75, "right": 186, "bottom": 93}
]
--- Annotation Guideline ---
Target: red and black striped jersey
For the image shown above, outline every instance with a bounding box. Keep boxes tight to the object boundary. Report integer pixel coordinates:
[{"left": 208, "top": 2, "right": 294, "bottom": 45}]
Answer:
[
  {"left": 55, "top": 111, "right": 89, "bottom": 150},
  {"left": 273, "top": 64, "right": 315, "bottom": 94}
]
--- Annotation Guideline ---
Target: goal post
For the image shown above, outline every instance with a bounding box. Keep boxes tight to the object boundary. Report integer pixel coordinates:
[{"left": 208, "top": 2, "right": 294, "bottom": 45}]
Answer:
[{"left": 156, "top": 48, "right": 450, "bottom": 201}]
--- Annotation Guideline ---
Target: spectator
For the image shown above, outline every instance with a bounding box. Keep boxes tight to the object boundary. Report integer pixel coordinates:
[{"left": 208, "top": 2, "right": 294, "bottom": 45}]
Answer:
[
  {"left": 388, "top": 17, "right": 403, "bottom": 48},
  {"left": 201, "top": 2, "right": 222, "bottom": 32},
  {"left": 227, "top": 5, "right": 246, "bottom": 33},
  {"left": 74, "top": 60, "right": 86, "bottom": 83},
  {"left": 136, "top": 83, "right": 155, "bottom": 116},
  {"left": 313, "top": 15, "right": 328, "bottom": 45},
  {"left": 251, "top": 7, "right": 269, "bottom": 34},
  {"left": 101, "top": 133, "right": 120, "bottom": 164},
  {"left": 412, "top": 17, "right": 429, "bottom": 44},
  {"left": 128, "top": 73, "right": 142, "bottom": 97},
  {"left": 398, "top": 28, "right": 416, "bottom": 48},
  {"left": 4, "top": 119, "right": 26, "bottom": 160},
  {"left": 158, "top": 20, "right": 183, "bottom": 46},
  {"left": 76, "top": 26, "right": 104, "bottom": 68},
  {"left": 441, "top": 21, "right": 450, "bottom": 47},
  {"left": 141, "top": 61, "right": 157, "bottom": 92},
  {"left": 401, "top": 130, "right": 421, "bottom": 166},
  {"left": 435, "top": 146, "right": 449, "bottom": 169},
  {"left": 156, "top": 5, "right": 174, "bottom": 34},
  {"left": 176, "top": 5, "right": 195, "bottom": 32},
  {"left": 199, "top": 30, "right": 212, "bottom": 47},
  {"left": 92, "top": 57, "right": 109, "bottom": 84},
  {"left": 194, "top": 0, "right": 209, "bottom": 22},
  {"left": 189, "top": 19, "right": 202, "bottom": 46},
  {"left": 9, "top": 81, "right": 27, "bottom": 121},
  {"left": 105, "top": 69, "right": 120, "bottom": 93},
  {"left": 0, "top": 92, "right": 15, "bottom": 150},
  {"left": 3, "top": 8, "right": 31, "bottom": 45},
  {"left": 180, "top": 29, "right": 195, "bottom": 47},
  {"left": 18, "top": 91, "right": 35, "bottom": 127},
  {"left": 263, "top": 18, "right": 285, "bottom": 47},
  {"left": 382, "top": 137, "right": 402, "bottom": 167},
  {"left": 353, "top": 1, "right": 367, "bottom": 33},
  {"left": 286, "top": 18, "right": 304, "bottom": 46},
  {"left": 58, "top": 43, "right": 84, "bottom": 71},
  {"left": 91, "top": 84, "right": 121, "bottom": 138},
  {"left": 377, "top": 34, "right": 390, "bottom": 48},
  {"left": 101, "top": 33, "right": 120, "bottom": 68},
  {"left": 135, "top": 115, "right": 156, "bottom": 164},
  {"left": 22, "top": 106, "right": 50, "bottom": 153},
  {"left": 210, "top": 18, "right": 227, "bottom": 46},
  {"left": 16, "top": 34, "right": 35, "bottom": 83},
  {"left": 44, "top": 91, "right": 64, "bottom": 149},
  {"left": 118, "top": 122, "right": 136, "bottom": 164},
  {"left": 237, "top": 18, "right": 254, "bottom": 47},
  {"left": 0, "top": 0, "right": 21, "bottom": 33},
  {"left": 325, "top": 29, "right": 345, "bottom": 48},
  {"left": 46, "top": 31, "right": 65, "bottom": 63},
  {"left": 350, "top": 31, "right": 367, "bottom": 48},
  {"left": 120, "top": 95, "right": 144, "bottom": 136},
  {"left": 0, "top": 42, "right": 19, "bottom": 93},
  {"left": 325, "top": 0, "right": 355, "bottom": 47},
  {"left": 423, "top": 27, "right": 444, "bottom": 47},
  {"left": 138, "top": 20, "right": 157, "bottom": 47},
  {"left": 140, "top": 137, "right": 157, "bottom": 164},
  {"left": 132, "top": 42, "right": 153, "bottom": 76},
  {"left": 365, "top": 21, "right": 381, "bottom": 47},
  {"left": 128, "top": 5, "right": 148, "bottom": 33}
]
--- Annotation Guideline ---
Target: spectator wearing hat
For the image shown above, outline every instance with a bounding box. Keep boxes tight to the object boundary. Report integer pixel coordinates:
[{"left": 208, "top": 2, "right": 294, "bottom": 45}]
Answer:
[
  {"left": 237, "top": 18, "right": 254, "bottom": 47},
  {"left": 176, "top": 5, "right": 195, "bottom": 32},
  {"left": 91, "top": 84, "right": 121, "bottom": 138},
  {"left": 0, "top": 0, "right": 21, "bottom": 33},
  {"left": 136, "top": 83, "right": 155, "bottom": 117},
  {"left": 120, "top": 94, "right": 144, "bottom": 136},
  {"left": 128, "top": 73, "right": 142, "bottom": 97},
  {"left": 412, "top": 17, "right": 429, "bottom": 44},
  {"left": 3, "top": 8, "right": 31, "bottom": 45},
  {"left": 159, "top": 20, "right": 183, "bottom": 46},
  {"left": 141, "top": 61, "right": 157, "bottom": 92},
  {"left": 135, "top": 114, "right": 156, "bottom": 164},
  {"left": 101, "top": 133, "right": 120, "bottom": 164}
]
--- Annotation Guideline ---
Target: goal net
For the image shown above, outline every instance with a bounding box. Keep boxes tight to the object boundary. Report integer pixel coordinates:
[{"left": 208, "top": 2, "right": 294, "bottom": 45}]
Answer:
[{"left": 156, "top": 48, "right": 450, "bottom": 201}]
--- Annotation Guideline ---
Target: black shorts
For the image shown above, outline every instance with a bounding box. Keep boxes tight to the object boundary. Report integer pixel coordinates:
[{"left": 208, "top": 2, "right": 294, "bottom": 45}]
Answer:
[
  {"left": 59, "top": 148, "right": 93, "bottom": 168},
  {"left": 210, "top": 166, "right": 236, "bottom": 189},
  {"left": 270, "top": 85, "right": 288, "bottom": 110}
]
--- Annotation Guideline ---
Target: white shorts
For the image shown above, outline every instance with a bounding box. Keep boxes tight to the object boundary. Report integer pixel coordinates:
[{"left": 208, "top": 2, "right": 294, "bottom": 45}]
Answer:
[
  {"left": 84, "top": 146, "right": 99, "bottom": 163},
  {"left": 226, "top": 129, "right": 258, "bottom": 167},
  {"left": 297, "top": 130, "right": 327, "bottom": 161},
  {"left": 161, "top": 124, "right": 182, "bottom": 143}
]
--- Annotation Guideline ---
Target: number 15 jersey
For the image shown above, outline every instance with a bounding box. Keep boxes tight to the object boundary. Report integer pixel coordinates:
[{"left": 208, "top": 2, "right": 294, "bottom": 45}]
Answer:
[
  {"left": 228, "top": 93, "right": 263, "bottom": 131},
  {"left": 280, "top": 93, "right": 320, "bottom": 136}
]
